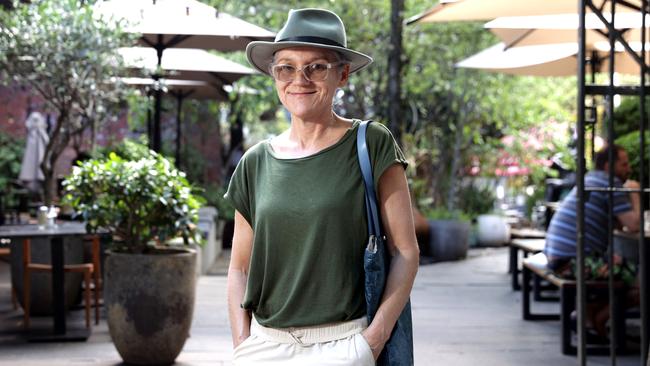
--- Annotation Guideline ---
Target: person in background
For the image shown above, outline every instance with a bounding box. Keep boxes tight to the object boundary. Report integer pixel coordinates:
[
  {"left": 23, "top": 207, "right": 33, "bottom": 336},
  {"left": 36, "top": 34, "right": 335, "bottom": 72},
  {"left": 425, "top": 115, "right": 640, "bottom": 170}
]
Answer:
[
  {"left": 225, "top": 8, "right": 419, "bottom": 366},
  {"left": 544, "top": 144, "right": 640, "bottom": 338}
]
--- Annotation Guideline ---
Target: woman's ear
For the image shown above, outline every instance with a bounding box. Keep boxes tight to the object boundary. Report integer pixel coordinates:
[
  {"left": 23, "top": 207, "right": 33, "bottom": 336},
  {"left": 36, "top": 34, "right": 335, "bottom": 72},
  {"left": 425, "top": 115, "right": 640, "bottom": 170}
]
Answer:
[{"left": 337, "top": 64, "right": 350, "bottom": 86}]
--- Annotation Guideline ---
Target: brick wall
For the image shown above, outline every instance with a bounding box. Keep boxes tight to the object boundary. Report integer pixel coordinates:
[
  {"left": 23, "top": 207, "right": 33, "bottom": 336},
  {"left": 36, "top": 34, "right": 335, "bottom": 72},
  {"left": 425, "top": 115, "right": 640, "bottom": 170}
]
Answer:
[{"left": 0, "top": 85, "right": 224, "bottom": 188}]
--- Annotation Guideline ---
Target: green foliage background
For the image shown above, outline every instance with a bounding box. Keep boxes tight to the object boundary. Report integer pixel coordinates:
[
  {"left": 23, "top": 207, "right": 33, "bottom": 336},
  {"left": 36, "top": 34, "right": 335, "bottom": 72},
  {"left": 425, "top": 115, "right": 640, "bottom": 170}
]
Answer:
[
  {"left": 203, "top": 0, "right": 576, "bottom": 214},
  {"left": 0, "top": 0, "right": 136, "bottom": 203}
]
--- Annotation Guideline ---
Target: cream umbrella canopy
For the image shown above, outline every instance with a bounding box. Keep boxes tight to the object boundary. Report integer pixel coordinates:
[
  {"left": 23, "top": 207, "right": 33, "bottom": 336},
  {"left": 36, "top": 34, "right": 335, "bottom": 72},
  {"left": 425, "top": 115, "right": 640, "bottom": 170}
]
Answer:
[
  {"left": 118, "top": 47, "right": 257, "bottom": 85},
  {"left": 455, "top": 41, "right": 647, "bottom": 76},
  {"left": 486, "top": 12, "right": 649, "bottom": 48},
  {"left": 95, "top": 0, "right": 275, "bottom": 52},
  {"left": 406, "top": 0, "right": 643, "bottom": 24},
  {"left": 94, "top": 0, "right": 274, "bottom": 152}
]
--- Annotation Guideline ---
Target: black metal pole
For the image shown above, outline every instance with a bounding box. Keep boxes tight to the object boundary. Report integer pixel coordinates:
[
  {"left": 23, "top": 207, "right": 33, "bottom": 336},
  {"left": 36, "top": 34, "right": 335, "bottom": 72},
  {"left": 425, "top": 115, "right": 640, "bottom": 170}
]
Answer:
[
  {"left": 146, "top": 91, "right": 153, "bottom": 148},
  {"left": 175, "top": 93, "right": 184, "bottom": 168},
  {"left": 153, "top": 87, "right": 162, "bottom": 152},
  {"left": 591, "top": 51, "right": 598, "bottom": 163},
  {"left": 606, "top": 1, "right": 618, "bottom": 364},
  {"left": 640, "top": 2, "right": 649, "bottom": 364},
  {"left": 153, "top": 35, "right": 164, "bottom": 153},
  {"left": 577, "top": 1, "right": 588, "bottom": 365}
]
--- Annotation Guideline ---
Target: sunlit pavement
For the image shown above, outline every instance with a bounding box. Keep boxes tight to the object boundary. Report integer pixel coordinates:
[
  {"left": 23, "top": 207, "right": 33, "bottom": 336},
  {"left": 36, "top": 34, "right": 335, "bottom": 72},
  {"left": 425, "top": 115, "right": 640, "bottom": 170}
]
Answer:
[{"left": 0, "top": 247, "right": 643, "bottom": 365}]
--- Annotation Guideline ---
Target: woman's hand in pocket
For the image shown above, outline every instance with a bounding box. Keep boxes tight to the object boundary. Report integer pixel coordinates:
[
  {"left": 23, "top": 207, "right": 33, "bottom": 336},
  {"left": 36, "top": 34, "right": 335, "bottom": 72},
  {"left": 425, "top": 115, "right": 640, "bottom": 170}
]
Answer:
[{"left": 361, "top": 327, "right": 387, "bottom": 360}]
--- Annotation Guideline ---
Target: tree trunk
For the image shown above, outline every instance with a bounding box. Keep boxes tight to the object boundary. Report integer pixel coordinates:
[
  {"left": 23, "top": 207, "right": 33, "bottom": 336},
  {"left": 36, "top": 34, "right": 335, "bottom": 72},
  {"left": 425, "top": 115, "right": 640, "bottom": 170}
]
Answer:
[
  {"left": 387, "top": 0, "right": 405, "bottom": 142},
  {"left": 41, "top": 111, "right": 68, "bottom": 205},
  {"left": 446, "top": 112, "right": 464, "bottom": 212}
]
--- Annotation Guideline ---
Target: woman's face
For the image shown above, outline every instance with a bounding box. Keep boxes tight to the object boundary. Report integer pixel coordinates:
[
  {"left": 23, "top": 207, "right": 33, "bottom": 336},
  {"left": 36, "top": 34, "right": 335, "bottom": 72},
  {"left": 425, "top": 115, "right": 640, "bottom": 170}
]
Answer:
[{"left": 272, "top": 47, "right": 349, "bottom": 121}]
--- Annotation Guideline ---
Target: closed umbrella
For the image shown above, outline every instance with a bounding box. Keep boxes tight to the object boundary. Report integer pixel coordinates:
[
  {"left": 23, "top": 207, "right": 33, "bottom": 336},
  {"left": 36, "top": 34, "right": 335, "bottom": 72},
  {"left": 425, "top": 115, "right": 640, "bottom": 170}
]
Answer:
[{"left": 19, "top": 111, "right": 49, "bottom": 193}]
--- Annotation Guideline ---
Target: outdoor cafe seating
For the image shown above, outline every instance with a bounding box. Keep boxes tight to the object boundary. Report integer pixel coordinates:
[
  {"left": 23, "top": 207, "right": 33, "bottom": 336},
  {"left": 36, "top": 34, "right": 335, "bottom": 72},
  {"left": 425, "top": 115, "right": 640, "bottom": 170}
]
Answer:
[{"left": 0, "top": 214, "right": 104, "bottom": 341}]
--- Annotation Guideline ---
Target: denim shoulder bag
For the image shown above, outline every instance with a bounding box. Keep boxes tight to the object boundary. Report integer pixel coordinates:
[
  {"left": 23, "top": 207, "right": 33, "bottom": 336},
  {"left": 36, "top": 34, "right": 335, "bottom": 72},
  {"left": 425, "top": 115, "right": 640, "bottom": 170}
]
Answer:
[{"left": 356, "top": 120, "right": 414, "bottom": 366}]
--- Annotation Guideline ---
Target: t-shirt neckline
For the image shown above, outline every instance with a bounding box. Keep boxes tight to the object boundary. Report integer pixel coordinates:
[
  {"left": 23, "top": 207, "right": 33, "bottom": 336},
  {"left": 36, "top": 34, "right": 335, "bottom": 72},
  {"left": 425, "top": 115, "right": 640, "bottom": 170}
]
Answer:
[{"left": 264, "top": 119, "right": 361, "bottom": 161}]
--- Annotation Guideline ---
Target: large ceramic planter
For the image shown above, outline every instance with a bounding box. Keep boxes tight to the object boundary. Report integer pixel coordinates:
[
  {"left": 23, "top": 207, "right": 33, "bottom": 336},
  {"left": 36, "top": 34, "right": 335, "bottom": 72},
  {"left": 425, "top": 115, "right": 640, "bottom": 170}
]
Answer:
[
  {"left": 425, "top": 220, "right": 470, "bottom": 262},
  {"left": 105, "top": 248, "right": 197, "bottom": 365}
]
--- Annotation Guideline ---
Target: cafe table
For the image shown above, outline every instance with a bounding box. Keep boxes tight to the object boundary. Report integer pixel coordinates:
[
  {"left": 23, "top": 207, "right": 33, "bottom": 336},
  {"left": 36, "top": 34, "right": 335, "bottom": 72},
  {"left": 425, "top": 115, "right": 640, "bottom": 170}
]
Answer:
[{"left": 0, "top": 221, "right": 91, "bottom": 341}]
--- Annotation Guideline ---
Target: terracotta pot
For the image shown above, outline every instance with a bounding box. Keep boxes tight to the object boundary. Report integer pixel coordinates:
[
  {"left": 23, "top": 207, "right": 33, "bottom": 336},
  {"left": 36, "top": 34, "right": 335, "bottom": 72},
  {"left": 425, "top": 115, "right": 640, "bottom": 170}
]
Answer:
[{"left": 104, "top": 248, "right": 197, "bottom": 365}]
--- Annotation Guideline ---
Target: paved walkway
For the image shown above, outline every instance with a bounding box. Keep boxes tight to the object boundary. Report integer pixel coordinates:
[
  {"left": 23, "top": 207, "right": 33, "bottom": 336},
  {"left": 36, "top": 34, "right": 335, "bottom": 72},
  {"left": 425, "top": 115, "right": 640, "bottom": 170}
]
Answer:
[{"left": 0, "top": 247, "right": 644, "bottom": 365}]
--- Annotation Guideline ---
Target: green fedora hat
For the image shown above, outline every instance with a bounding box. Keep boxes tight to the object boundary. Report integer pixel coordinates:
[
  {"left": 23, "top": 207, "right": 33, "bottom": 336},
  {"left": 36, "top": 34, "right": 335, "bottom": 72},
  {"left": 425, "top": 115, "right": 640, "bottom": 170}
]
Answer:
[{"left": 246, "top": 8, "right": 373, "bottom": 75}]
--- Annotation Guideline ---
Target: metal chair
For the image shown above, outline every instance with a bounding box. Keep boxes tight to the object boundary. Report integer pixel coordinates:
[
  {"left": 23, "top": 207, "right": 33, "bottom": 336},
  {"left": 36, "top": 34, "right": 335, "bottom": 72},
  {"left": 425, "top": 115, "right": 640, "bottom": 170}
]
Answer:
[{"left": 22, "top": 235, "right": 101, "bottom": 329}]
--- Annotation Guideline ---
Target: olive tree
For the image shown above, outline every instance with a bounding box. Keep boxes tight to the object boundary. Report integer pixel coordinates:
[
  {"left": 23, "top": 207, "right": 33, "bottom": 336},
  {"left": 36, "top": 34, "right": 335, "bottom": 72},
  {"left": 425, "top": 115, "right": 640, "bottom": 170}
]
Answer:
[{"left": 0, "top": 0, "right": 135, "bottom": 203}]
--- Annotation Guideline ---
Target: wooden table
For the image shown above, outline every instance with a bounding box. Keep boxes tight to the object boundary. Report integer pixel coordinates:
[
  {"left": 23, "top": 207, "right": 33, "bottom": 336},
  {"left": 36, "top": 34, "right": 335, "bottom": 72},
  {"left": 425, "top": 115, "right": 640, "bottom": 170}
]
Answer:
[{"left": 0, "top": 222, "right": 90, "bottom": 341}]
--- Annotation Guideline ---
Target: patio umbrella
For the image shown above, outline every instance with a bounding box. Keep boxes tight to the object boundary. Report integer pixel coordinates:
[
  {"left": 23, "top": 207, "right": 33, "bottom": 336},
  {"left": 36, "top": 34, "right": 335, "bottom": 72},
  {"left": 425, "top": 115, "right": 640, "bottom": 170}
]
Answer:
[
  {"left": 406, "top": 0, "right": 643, "bottom": 24},
  {"left": 485, "top": 12, "right": 649, "bottom": 48},
  {"left": 455, "top": 42, "right": 645, "bottom": 76},
  {"left": 120, "top": 77, "right": 228, "bottom": 166},
  {"left": 18, "top": 111, "right": 49, "bottom": 193},
  {"left": 94, "top": 0, "right": 274, "bottom": 152},
  {"left": 118, "top": 47, "right": 256, "bottom": 85},
  {"left": 118, "top": 47, "right": 255, "bottom": 165}
]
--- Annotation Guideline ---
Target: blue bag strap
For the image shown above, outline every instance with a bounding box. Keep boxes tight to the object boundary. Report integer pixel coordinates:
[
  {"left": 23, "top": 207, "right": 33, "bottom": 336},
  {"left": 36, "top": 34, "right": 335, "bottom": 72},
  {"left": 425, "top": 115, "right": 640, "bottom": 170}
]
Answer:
[{"left": 356, "top": 120, "right": 382, "bottom": 238}]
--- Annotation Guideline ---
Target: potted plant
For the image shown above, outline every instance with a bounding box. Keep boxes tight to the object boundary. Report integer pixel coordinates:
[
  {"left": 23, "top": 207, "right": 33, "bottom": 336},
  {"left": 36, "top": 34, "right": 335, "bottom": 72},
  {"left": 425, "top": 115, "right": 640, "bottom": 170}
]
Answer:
[
  {"left": 63, "top": 149, "right": 203, "bottom": 365},
  {"left": 422, "top": 207, "right": 471, "bottom": 263}
]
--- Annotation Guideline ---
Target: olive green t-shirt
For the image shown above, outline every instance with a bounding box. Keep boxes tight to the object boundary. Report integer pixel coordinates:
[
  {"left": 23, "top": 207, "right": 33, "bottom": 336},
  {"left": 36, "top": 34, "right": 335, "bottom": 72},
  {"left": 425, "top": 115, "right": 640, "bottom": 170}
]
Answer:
[{"left": 224, "top": 120, "right": 407, "bottom": 328}]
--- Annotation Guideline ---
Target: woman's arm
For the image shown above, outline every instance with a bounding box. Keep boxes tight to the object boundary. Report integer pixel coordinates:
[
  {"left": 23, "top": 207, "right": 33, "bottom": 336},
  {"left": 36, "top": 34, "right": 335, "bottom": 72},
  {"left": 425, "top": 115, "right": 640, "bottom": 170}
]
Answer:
[
  {"left": 227, "top": 210, "right": 254, "bottom": 348},
  {"left": 362, "top": 164, "right": 420, "bottom": 359}
]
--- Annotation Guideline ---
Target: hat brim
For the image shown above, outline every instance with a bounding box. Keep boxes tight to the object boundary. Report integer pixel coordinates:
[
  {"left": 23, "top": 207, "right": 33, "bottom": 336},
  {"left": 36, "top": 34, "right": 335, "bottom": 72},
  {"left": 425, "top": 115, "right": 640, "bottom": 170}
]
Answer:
[{"left": 246, "top": 41, "right": 373, "bottom": 76}]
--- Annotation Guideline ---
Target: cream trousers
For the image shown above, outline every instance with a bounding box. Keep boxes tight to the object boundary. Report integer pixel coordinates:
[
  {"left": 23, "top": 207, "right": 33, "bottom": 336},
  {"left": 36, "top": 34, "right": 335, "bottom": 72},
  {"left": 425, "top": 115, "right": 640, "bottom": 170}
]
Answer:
[{"left": 232, "top": 316, "right": 375, "bottom": 366}]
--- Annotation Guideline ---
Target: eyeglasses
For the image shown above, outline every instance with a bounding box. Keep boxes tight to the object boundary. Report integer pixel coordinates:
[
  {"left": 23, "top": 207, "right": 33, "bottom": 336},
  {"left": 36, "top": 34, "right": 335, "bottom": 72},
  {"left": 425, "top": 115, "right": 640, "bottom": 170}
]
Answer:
[{"left": 269, "top": 62, "right": 345, "bottom": 82}]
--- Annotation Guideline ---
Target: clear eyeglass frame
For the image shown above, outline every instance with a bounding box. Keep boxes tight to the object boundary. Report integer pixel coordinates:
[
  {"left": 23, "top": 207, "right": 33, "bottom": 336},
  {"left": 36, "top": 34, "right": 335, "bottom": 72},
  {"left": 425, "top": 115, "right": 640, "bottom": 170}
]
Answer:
[{"left": 269, "top": 62, "right": 346, "bottom": 82}]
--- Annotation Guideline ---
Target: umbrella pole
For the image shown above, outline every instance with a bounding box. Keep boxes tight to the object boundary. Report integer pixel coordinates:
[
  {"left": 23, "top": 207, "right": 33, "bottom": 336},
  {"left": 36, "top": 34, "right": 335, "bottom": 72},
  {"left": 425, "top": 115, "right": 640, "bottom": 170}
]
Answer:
[
  {"left": 174, "top": 90, "right": 196, "bottom": 169},
  {"left": 146, "top": 89, "right": 153, "bottom": 148},
  {"left": 175, "top": 93, "right": 184, "bottom": 168},
  {"left": 153, "top": 87, "right": 162, "bottom": 152},
  {"left": 153, "top": 38, "right": 165, "bottom": 152}
]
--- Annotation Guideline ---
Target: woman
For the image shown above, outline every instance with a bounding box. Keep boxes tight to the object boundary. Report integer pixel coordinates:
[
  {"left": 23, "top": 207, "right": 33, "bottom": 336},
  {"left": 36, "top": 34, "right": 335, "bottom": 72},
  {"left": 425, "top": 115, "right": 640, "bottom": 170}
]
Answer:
[{"left": 226, "top": 8, "right": 419, "bottom": 365}]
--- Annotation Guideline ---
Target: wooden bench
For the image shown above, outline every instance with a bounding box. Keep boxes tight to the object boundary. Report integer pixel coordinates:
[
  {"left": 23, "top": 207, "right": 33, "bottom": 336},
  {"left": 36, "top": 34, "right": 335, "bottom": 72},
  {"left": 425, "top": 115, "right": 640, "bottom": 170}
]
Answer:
[
  {"left": 509, "top": 237, "right": 546, "bottom": 291},
  {"left": 522, "top": 252, "right": 627, "bottom": 355}
]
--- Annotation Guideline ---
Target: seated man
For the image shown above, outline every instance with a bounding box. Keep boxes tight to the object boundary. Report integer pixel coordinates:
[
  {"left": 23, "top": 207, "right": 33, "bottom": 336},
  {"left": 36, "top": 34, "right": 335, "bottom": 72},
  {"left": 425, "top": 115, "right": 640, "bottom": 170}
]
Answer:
[{"left": 544, "top": 144, "right": 640, "bottom": 337}]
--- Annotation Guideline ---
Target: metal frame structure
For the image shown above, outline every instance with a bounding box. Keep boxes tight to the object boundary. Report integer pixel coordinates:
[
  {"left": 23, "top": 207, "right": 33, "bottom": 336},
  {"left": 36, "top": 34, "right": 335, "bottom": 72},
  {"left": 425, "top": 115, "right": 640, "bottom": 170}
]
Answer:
[{"left": 577, "top": 1, "right": 649, "bottom": 365}]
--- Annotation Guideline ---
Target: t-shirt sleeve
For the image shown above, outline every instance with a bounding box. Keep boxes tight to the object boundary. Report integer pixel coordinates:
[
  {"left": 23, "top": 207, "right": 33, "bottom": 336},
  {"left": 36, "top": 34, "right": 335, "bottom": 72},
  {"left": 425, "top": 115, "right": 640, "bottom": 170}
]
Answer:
[
  {"left": 224, "top": 153, "right": 253, "bottom": 225},
  {"left": 366, "top": 121, "right": 408, "bottom": 188}
]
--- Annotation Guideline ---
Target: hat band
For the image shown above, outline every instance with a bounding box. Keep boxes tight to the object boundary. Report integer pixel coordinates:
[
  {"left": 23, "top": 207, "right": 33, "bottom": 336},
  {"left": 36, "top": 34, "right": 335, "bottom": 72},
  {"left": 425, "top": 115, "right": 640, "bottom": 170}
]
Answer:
[{"left": 277, "top": 36, "right": 345, "bottom": 49}]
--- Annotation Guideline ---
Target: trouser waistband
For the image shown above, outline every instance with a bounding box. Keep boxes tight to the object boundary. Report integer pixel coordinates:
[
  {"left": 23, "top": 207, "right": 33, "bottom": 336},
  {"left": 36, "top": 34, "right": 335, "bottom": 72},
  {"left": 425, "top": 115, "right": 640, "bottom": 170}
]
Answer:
[{"left": 250, "top": 316, "right": 367, "bottom": 344}]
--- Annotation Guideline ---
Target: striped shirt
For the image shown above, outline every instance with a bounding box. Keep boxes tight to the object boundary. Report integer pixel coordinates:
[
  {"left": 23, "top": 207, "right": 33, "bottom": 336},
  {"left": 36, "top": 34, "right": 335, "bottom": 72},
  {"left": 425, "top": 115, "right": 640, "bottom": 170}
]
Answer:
[{"left": 544, "top": 170, "right": 632, "bottom": 258}]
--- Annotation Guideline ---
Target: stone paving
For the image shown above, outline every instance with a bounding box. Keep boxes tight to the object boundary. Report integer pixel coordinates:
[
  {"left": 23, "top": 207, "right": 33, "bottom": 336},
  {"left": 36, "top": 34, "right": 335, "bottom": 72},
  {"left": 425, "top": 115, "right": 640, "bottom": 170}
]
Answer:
[{"left": 0, "top": 247, "right": 645, "bottom": 365}]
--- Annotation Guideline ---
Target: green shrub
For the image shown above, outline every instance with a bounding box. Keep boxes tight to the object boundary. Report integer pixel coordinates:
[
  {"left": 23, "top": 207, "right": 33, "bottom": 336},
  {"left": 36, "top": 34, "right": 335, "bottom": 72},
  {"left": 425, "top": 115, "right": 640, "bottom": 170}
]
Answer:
[
  {"left": 456, "top": 183, "right": 495, "bottom": 220},
  {"left": 0, "top": 134, "right": 24, "bottom": 192},
  {"left": 63, "top": 150, "right": 205, "bottom": 253},
  {"left": 423, "top": 207, "right": 471, "bottom": 222}
]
